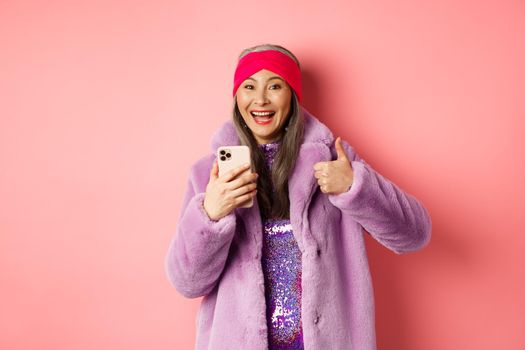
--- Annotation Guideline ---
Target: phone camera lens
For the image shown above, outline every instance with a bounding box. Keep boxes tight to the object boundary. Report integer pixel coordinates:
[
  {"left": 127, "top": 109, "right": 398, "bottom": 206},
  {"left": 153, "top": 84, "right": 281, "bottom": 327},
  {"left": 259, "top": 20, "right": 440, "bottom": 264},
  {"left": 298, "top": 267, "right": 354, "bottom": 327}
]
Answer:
[
  {"left": 226, "top": 153, "right": 231, "bottom": 158},
  {"left": 220, "top": 150, "right": 226, "bottom": 155}
]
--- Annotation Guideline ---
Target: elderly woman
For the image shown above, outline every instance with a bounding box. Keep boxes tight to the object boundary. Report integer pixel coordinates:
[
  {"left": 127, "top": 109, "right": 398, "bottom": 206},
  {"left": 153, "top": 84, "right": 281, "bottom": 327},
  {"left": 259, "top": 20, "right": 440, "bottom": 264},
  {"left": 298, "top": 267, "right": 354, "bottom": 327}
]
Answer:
[{"left": 165, "top": 44, "right": 431, "bottom": 350}]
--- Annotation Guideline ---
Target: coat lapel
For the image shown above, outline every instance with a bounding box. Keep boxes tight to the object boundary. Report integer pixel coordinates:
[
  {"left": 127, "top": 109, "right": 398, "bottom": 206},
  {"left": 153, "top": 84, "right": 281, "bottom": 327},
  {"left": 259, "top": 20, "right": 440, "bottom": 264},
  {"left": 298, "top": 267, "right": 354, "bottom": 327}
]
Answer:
[{"left": 288, "top": 142, "right": 332, "bottom": 252}]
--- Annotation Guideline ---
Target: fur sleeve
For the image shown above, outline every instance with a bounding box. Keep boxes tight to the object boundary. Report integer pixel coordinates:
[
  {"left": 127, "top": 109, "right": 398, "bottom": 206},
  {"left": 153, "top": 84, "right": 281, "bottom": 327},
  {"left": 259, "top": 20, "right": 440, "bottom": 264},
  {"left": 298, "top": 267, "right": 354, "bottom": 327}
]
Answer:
[
  {"left": 164, "top": 158, "right": 237, "bottom": 298},
  {"left": 328, "top": 140, "right": 432, "bottom": 254}
]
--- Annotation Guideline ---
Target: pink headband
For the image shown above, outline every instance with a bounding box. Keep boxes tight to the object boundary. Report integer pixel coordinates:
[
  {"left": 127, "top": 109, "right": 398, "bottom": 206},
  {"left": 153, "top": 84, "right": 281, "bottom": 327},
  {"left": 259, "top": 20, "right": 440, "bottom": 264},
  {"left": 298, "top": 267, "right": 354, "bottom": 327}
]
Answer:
[{"left": 233, "top": 50, "right": 302, "bottom": 102}]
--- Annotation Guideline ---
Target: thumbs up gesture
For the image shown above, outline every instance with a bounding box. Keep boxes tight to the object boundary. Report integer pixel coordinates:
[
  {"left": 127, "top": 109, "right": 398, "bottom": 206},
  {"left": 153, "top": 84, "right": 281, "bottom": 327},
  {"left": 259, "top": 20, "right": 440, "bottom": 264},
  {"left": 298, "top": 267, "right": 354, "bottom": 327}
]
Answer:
[{"left": 313, "top": 137, "right": 354, "bottom": 195}]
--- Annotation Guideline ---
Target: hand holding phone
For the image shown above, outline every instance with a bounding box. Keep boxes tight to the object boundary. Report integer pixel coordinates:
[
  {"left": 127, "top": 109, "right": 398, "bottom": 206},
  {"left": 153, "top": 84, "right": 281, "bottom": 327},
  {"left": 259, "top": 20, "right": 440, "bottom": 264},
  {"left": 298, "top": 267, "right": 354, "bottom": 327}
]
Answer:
[{"left": 203, "top": 146, "right": 258, "bottom": 221}]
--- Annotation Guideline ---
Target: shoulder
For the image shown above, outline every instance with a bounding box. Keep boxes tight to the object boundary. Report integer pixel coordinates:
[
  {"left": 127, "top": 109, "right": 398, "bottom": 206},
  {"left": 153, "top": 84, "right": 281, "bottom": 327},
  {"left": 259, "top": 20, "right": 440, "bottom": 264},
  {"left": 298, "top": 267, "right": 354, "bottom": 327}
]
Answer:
[{"left": 301, "top": 107, "right": 360, "bottom": 162}]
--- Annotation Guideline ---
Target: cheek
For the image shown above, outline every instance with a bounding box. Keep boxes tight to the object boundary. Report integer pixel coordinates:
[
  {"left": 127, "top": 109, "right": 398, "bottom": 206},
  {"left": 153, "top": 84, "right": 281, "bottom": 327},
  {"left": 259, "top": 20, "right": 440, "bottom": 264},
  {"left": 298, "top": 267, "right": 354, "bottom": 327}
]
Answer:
[
  {"left": 275, "top": 90, "right": 292, "bottom": 113},
  {"left": 236, "top": 95, "right": 250, "bottom": 112},
  {"left": 238, "top": 110, "right": 251, "bottom": 125},
  {"left": 236, "top": 107, "right": 251, "bottom": 125},
  {"left": 277, "top": 97, "right": 292, "bottom": 115},
  {"left": 235, "top": 94, "right": 245, "bottom": 109}
]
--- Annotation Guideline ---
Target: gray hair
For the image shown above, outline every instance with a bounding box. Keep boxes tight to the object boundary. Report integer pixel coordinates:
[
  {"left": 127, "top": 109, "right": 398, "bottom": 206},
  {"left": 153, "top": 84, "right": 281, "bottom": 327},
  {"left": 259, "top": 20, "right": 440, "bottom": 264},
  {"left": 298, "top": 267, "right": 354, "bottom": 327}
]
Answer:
[{"left": 238, "top": 43, "right": 301, "bottom": 67}]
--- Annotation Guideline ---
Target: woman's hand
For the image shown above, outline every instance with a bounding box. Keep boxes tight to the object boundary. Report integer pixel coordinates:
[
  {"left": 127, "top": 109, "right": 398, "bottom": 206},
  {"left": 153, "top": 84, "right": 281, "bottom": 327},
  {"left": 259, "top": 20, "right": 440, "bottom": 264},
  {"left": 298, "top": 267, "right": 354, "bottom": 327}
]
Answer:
[
  {"left": 313, "top": 137, "right": 354, "bottom": 195},
  {"left": 203, "top": 161, "right": 258, "bottom": 221}
]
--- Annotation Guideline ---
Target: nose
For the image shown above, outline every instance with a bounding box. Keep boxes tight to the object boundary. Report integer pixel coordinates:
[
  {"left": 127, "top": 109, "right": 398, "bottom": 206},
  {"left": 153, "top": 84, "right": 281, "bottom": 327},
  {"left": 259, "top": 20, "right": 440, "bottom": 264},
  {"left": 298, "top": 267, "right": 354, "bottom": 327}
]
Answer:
[{"left": 254, "top": 88, "right": 269, "bottom": 105}]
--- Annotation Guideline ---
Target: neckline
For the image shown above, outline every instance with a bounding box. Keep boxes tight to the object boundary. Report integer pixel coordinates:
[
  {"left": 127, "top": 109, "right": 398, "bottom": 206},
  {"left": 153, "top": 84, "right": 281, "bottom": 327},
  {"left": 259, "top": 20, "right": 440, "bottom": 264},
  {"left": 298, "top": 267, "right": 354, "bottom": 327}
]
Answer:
[{"left": 258, "top": 140, "right": 280, "bottom": 148}]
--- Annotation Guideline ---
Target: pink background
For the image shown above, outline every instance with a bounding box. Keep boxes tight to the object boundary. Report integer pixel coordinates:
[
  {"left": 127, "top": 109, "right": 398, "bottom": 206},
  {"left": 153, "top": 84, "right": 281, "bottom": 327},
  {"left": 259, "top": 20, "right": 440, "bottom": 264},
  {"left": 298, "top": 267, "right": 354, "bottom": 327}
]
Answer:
[{"left": 1, "top": 0, "right": 524, "bottom": 349}]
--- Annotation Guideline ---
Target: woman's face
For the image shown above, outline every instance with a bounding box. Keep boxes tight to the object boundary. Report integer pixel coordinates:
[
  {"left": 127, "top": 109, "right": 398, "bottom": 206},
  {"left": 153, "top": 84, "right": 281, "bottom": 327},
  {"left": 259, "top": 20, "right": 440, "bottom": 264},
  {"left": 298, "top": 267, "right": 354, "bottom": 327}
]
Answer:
[{"left": 236, "top": 69, "right": 292, "bottom": 144}]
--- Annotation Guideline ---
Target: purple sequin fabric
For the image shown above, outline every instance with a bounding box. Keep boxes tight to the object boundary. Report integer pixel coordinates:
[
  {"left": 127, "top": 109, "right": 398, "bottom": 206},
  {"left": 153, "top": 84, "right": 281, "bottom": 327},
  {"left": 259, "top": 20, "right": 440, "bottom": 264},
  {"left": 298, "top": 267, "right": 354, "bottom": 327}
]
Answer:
[{"left": 259, "top": 142, "right": 304, "bottom": 350}]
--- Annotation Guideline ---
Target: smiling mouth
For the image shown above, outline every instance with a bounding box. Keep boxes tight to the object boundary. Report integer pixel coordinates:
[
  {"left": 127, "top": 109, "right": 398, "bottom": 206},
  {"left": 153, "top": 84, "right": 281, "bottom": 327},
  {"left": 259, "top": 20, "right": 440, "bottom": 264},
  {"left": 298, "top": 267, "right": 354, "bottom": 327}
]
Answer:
[{"left": 250, "top": 111, "right": 276, "bottom": 125}]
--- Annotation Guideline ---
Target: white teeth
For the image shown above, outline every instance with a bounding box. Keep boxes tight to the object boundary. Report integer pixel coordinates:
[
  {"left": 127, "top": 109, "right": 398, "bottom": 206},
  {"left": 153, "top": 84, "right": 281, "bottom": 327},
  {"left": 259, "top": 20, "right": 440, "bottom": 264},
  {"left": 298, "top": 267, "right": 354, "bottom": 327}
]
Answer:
[{"left": 251, "top": 111, "right": 275, "bottom": 116}]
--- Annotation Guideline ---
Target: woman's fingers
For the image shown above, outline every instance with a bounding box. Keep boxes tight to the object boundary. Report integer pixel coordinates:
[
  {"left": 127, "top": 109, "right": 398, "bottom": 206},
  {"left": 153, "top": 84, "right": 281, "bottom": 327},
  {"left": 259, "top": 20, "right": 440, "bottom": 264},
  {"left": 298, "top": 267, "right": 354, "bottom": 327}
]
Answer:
[
  {"left": 204, "top": 163, "right": 255, "bottom": 221},
  {"left": 314, "top": 170, "right": 326, "bottom": 179},
  {"left": 234, "top": 188, "right": 258, "bottom": 206},
  {"left": 220, "top": 163, "right": 251, "bottom": 183},
  {"left": 226, "top": 171, "right": 258, "bottom": 190},
  {"left": 230, "top": 182, "right": 257, "bottom": 198},
  {"left": 209, "top": 160, "right": 219, "bottom": 181}
]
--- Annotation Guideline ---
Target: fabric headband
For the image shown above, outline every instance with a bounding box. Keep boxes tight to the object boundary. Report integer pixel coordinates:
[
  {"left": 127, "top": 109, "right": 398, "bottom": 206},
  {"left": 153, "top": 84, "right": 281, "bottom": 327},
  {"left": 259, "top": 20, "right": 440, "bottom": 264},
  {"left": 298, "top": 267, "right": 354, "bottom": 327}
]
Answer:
[{"left": 232, "top": 50, "right": 302, "bottom": 102}]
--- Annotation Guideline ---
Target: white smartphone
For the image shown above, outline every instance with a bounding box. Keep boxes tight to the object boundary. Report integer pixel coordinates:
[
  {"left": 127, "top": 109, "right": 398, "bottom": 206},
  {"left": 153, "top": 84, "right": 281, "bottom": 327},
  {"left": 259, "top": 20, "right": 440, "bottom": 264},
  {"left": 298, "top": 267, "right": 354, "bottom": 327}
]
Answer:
[{"left": 217, "top": 145, "right": 254, "bottom": 208}]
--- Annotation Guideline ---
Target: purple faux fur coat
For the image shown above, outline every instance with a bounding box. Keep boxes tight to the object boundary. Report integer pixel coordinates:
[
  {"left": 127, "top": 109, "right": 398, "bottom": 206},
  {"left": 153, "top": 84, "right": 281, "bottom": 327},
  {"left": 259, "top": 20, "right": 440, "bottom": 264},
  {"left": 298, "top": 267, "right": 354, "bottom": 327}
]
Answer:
[{"left": 165, "top": 107, "right": 431, "bottom": 350}]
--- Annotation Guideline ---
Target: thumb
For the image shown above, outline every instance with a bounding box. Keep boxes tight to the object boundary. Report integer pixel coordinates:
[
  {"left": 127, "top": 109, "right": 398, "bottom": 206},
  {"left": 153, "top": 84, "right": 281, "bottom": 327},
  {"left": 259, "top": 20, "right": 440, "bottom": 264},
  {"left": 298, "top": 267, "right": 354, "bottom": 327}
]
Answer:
[
  {"left": 209, "top": 159, "right": 219, "bottom": 181},
  {"left": 335, "top": 137, "right": 348, "bottom": 161}
]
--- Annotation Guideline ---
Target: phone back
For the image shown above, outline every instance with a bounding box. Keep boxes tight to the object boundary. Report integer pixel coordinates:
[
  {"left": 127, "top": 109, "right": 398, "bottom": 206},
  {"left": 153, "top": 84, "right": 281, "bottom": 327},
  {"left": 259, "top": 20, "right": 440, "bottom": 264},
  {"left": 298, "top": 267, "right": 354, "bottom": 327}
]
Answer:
[
  {"left": 217, "top": 145, "right": 251, "bottom": 177},
  {"left": 217, "top": 145, "right": 253, "bottom": 208}
]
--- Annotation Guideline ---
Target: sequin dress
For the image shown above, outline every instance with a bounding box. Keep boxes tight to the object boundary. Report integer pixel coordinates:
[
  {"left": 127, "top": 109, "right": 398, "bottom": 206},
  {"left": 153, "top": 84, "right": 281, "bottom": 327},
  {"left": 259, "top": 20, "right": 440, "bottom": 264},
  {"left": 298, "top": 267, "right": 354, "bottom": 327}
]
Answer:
[{"left": 259, "top": 142, "right": 304, "bottom": 350}]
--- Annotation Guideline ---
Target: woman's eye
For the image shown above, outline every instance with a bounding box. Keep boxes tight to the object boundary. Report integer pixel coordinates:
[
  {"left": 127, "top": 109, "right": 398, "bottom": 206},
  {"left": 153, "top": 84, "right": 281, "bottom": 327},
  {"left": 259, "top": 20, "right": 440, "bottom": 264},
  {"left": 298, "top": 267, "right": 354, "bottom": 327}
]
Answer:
[
  {"left": 269, "top": 84, "right": 281, "bottom": 90},
  {"left": 244, "top": 84, "right": 254, "bottom": 89}
]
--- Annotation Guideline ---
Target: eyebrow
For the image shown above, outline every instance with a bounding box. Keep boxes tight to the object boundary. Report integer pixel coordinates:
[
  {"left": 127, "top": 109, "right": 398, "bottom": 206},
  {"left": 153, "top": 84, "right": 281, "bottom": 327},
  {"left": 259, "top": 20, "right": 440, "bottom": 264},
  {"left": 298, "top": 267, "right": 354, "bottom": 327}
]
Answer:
[{"left": 246, "top": 76, "right": 284, "bottom": 82}]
